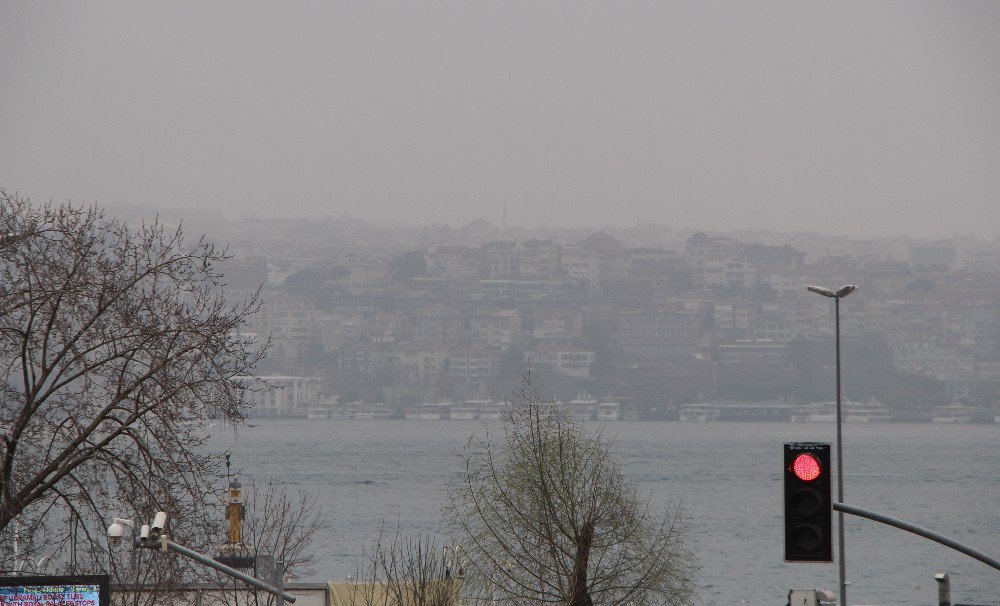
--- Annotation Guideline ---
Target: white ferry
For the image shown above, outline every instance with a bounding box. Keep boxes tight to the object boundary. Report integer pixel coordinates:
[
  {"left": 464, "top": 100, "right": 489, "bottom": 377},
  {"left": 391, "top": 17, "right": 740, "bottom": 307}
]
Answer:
[
  {"left": 449, "top": 403, "right": 479, "bottom": 420},
  {"left": 596, "top": 401, "right": 621, "bottom": 421},
  {"left": 476, "top": 399, "right": 505, "bottom": 420},
  {"left": 930, "top": 403, "right": 975, "bottom": 423},
  {"left": 791, "top": 400, "right": 892, "bottom": 423},
  {"left": 305, "top": 396, "right": 343, "bottom": 419},
  {"left": 678, "top": 404, "right": 720, "bottom": 422},
  {"left": 679, "top": 400, "right": 792, "bottom": 421},
  {"left": 407, "top": 400, "right": 453, "bottom": 420},
  {"left": 354, "top": 402, "right": 392, "bottom": 420},
  {"left": 306, "top": 404, "right": 333, "bottom": 420},
  {"left": 566, "top": 393, "right": 599, "bottom": 421}
]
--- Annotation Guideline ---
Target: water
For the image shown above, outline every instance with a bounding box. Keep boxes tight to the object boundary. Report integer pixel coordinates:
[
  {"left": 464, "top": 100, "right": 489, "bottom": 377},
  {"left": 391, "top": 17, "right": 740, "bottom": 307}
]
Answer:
[{"left": 210, "top": 420, "right": 1000, "bottom": 606}]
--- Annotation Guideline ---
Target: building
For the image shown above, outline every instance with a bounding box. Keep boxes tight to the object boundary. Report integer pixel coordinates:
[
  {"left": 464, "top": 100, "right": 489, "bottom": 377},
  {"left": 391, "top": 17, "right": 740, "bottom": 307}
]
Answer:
[
  {"left": 238, "top": 375, "right": 321, "bottom": 418},
  {"left": 470, "top": 310, "right": 522, "bottom": 349},
  {"left": 617, "top": 307, "right": 704, "bottom": 358},
  {"left": 526, "top": 347, "right": 596, "bottom": 378}
]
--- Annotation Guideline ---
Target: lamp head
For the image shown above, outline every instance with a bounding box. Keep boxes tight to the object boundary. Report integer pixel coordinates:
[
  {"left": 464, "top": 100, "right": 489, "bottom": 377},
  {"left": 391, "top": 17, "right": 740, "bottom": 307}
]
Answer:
[
  {"left": 836, "top": 285, "right": 858, "bottom": 298},
  {"left": 806, "top": 285, "right": 835, "bottom": 298}
]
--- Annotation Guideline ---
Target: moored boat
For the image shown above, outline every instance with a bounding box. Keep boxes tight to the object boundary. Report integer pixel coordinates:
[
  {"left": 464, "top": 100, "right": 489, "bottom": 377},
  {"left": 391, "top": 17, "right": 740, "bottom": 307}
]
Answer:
[
  {"left": 596, "top": 401, "right": 621, "bottom": 421},
  {"left": 476, "top": 399, "right": 504, "bottom": 420},
  {"left": 791, "top": 400, "right": 891, "bottom": 423},
  {"left": 449, "top": 403, "right": 479, "bottom": 420},
  {"left": 931, "top": 403, "right": 975, "bottom": 423},
  {"left": 566, "top": 393, "right": 598, "bottom": 420}
]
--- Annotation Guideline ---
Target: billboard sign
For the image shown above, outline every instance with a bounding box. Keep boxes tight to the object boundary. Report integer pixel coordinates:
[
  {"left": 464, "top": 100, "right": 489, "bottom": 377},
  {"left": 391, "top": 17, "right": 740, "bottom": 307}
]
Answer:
[{"left": 0, "top": 575, "right": 109, "bottom": 606}]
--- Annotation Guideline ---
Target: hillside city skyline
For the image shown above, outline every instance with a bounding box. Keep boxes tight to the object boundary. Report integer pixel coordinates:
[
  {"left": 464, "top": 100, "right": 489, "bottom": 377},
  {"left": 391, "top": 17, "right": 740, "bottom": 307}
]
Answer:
[{"left": 83, "top": 199, "right": 1000, "bottom": 423}]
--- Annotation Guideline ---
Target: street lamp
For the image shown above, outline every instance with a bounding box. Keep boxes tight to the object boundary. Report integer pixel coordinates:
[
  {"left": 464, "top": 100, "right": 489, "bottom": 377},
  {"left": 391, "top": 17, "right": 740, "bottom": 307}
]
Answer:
[
  {"left": 806, "top": 284, "right": 857, "bottom": 606},
  {"left": 107, "top": 511, "right": 296, "bottom": 604}
]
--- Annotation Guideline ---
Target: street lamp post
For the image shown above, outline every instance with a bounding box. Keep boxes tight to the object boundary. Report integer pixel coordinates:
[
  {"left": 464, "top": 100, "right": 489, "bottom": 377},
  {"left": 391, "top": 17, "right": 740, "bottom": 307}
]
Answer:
[{"left": 806, "top": 284, "right": 857, "bottom": 606}]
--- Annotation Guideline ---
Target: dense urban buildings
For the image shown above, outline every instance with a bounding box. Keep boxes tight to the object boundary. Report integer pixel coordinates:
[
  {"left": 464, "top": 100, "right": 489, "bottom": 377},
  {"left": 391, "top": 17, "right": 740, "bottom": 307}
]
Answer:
[{"left": 110, "top": 203, "right": 1000, "bottom": 421}]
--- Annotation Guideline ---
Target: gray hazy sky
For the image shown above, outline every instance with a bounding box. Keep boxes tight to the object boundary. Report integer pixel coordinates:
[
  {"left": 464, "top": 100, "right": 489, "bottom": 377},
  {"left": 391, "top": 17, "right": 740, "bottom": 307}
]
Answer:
[{"left": 2, "top": 1, "right": 999, "bottom": 238}]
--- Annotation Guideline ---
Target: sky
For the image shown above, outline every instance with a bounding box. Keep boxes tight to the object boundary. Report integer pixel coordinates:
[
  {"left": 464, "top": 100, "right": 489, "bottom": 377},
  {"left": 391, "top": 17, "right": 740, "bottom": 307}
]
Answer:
[{"left": 2, "top": 1, "right": 999, "bottom": 239}]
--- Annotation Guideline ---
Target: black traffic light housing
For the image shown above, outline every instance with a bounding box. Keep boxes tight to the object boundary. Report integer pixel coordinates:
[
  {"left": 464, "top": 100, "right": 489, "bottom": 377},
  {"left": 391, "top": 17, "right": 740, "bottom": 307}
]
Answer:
[{"left": 784, "top": 442, "right": 832, "bottom": 562}]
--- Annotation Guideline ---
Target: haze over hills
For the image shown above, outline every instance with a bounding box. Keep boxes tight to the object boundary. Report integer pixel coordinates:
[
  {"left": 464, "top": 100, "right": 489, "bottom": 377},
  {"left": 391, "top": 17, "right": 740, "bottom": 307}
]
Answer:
[{"left": 84, "top": 199, "right": 1000, "bottom": 422}]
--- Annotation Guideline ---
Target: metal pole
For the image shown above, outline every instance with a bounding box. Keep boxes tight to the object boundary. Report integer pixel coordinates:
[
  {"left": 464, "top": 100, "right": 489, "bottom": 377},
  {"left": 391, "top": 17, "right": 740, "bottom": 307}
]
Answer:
[
  {"left": 835, "top": 296, "right": 847, "bottom": 606},
  {"left": 163, "top": 540, "right": 297, "bottom": 603},
  {"left": 834, "top": 502, "right": 1000, "bottom": 572},
  {"left": 273, "top": 560, "right": 285, "bottom": 606}
]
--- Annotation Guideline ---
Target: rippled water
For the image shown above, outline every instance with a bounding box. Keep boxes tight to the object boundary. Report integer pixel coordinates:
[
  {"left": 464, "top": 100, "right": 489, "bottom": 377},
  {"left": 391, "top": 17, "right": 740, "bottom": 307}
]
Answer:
[{"left": 209, "top": 420, "right": 1000, "bottom": 606}]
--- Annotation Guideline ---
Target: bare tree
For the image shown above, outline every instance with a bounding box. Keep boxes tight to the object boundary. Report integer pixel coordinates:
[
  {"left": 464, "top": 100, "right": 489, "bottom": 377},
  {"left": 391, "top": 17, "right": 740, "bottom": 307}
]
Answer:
[
  {"left": 445, "top": 370, "right": 699, "bottom": 606},
  {"left": 351, "top": 523, "right": 462, "bottom": 606},
  {"left": 242, "top": 480, "right": 326, "bottom": 581},
  {"left": 202, "top": 478, "right": 327, "bottom": 606},
  {"left": 0, "top": 190, "right": 265, "bottom": 578}
]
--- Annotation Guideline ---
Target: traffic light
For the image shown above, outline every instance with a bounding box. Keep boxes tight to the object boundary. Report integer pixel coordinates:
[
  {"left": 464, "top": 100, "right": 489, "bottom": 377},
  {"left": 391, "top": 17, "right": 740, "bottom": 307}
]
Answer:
[{"left": 784, "top": 442, "right": 832, "bottom": 562}]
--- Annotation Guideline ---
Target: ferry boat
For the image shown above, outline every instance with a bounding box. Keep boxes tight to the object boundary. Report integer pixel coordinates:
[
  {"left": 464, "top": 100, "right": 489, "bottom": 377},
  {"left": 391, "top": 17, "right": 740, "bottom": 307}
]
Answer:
[
  {"left": 476, "top": 399, "right": 505, "bottom": 420},
  {"left": 791, "top": 400, "right": 892, "bottom": 423},
  {"left": 449, "top": 403, "right": 480, "bottom": 420},
  {"left": 678, "top": 404, "right": 720, "bottom": 422},
  {"left": 353, "top": 402, "right": 392, "bottom": 420},
  {"left": 596, "top": 401, "right": 622, "bottom": 421},
  {"left": 566, "top": 393, "right": 599, "bottom": 421},
  {"left": 680, "top": 400, "right": 792, "bottom": 422},
  {"left": 930, "top": 403, "right": 975, "bottom": 423},
  {"left": 305, "top": 397, "right": 343, "bottom": 419},
  {"left": 306, "top": 404, "right": 333, "bottom": 420},
  {"left": 407, "top": 400, "right": 453, "bottom": 420}
]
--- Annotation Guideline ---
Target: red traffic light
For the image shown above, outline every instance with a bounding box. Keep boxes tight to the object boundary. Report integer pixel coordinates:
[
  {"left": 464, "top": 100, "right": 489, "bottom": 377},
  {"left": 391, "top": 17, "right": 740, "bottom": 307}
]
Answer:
[
  {"left": 784, "top": 443, "right": 832, "bottom": 562},
  {"left": 791, "top": 453, "right": 821, "bottom": 481}
]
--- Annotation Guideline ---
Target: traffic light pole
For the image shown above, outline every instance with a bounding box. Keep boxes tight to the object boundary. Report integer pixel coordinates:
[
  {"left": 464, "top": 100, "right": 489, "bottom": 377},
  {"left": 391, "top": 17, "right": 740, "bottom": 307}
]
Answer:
[
  {"left": 835, "top": 296, "right": 847, "bottom": 606},
  {"left": 833, "top": 502, "right": 1000, "bottom": 572}
]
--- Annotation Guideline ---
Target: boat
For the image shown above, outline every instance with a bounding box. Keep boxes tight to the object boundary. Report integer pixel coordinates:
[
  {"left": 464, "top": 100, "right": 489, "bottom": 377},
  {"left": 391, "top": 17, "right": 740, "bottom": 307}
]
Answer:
[
  {"left": 417, "top": 403, "right": 441, "bottom": 420},
  {"left": 930, "top": 403, "right": 975, "bottom": 423},
  {"left": 407, "top": 400, "right": 453, "bottom": 420},
  {"left": 449, "top": 403, "right": 479, "bottom": 420},
  {"left": 678, "top": 404, "right": 720, "bottom": 422},
  {"left": 596, "top": 401, "right": 621, "bottom": 421},
  {"left": 476, "top": 399, "right": 505, "bottom": 420},
  {"left": 680, "top": 400, "right": 792, "bottom": 422},
  {"left": 305, "top": 397, "right": 342, "bottom": 420},
  {"left": 566, "top": 393, "right": 599, "bottom": 421},
  {"left": 353, "top": 402, "right": 391, "bottom": 420},
  {"left": 791, "top": 400, "right": 892, "bottom": 423},
  {"left": 306, "top": 404, "right": 332, "bottom": 420}
]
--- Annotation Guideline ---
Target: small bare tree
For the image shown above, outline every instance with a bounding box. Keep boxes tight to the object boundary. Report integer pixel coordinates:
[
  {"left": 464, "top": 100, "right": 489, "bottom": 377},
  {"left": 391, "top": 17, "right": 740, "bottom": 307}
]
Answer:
[
  {"left": 0, "top": 190, "right": 265, "bottom": 580},
  {"left": 445, "top": 370, "right": 699, "bottom": 606},
  {"left": 352, "top": 524, "right": 462, "bottom": 606},
  {"left": 202, "top": 478, "right": 327, "bottom": 606}
]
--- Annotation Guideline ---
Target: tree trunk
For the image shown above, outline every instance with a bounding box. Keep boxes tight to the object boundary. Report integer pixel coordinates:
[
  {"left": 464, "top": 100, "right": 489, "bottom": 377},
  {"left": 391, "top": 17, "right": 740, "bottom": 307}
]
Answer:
[{"left": 569, "top": 521, "right": 594, "bottom": 606}]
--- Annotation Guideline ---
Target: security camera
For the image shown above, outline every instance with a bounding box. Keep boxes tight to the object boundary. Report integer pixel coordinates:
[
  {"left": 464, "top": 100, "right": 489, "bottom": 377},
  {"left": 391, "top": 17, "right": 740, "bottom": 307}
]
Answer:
[
  {"left": 139, "top": 524, "right": 151, "bottom": 542},
  {"left": 150, "top": 511, "right": 168, "bottom": 533},
  {"left": 107, "top": 518, "right": 134, "bottom": 547},
  {"left": 107, "top": 528, "right": 123, "bottom": 547}
]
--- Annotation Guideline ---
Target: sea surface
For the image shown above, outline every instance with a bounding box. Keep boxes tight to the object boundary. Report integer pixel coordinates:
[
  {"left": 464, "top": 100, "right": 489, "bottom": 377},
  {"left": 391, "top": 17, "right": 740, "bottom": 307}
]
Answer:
[{"left": 208, "top": 420, "right": 1000, "bottom": 606}]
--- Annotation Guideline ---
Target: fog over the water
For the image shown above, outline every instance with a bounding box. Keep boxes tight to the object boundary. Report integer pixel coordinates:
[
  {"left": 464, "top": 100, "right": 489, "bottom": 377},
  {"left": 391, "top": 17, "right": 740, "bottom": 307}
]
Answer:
[{"left": 2, "top": 2, "right": 999, "bottom": 238}]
